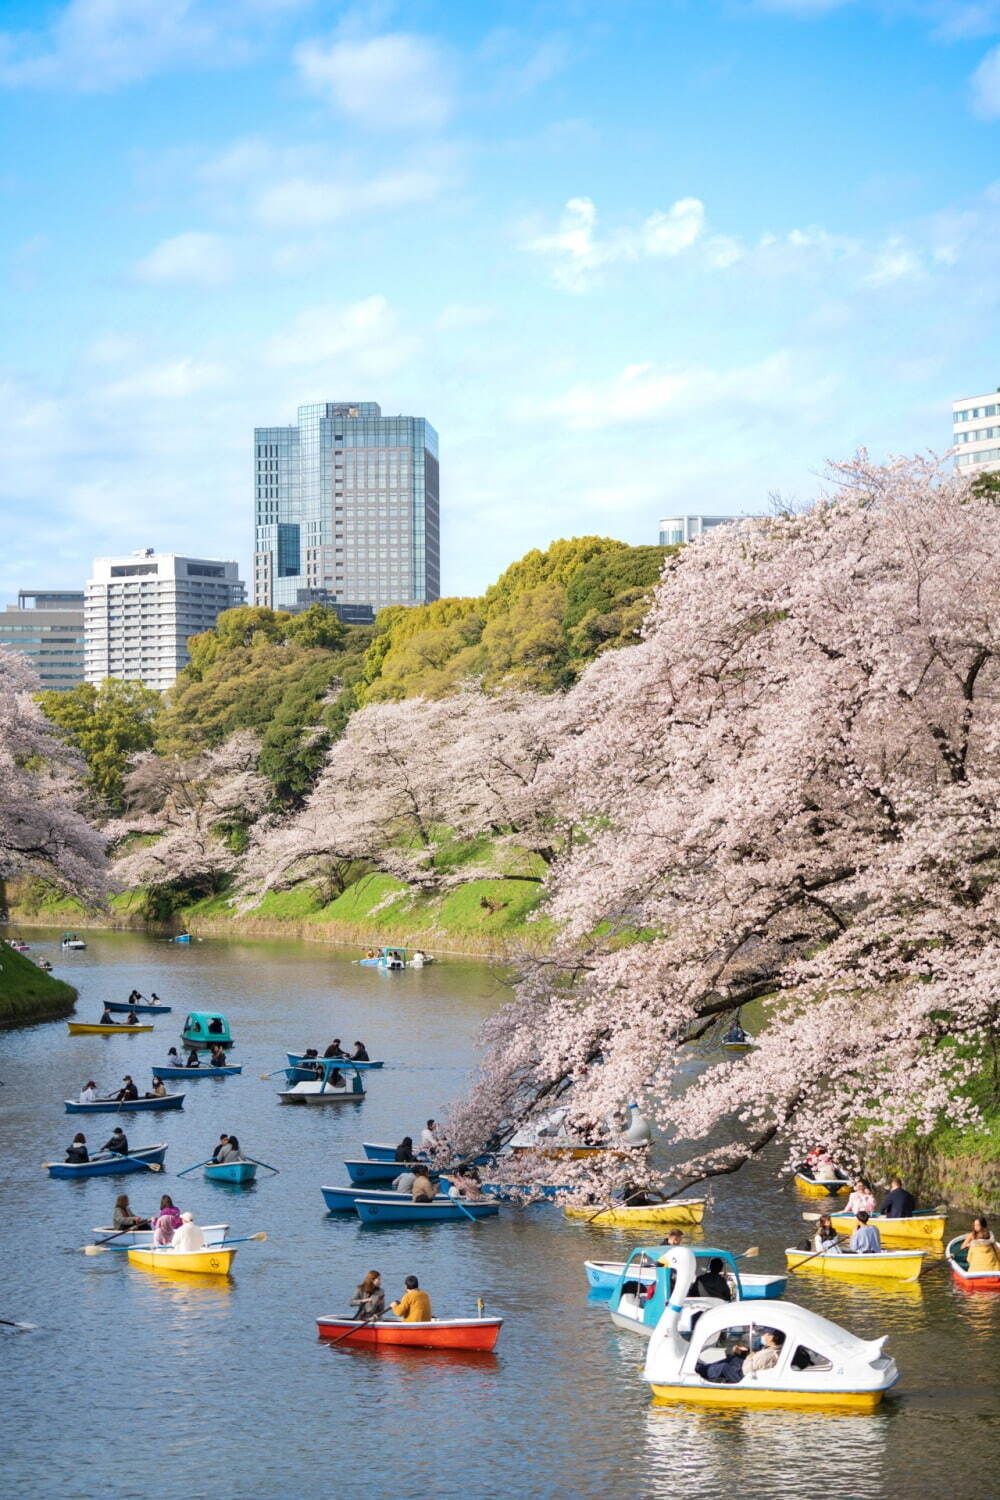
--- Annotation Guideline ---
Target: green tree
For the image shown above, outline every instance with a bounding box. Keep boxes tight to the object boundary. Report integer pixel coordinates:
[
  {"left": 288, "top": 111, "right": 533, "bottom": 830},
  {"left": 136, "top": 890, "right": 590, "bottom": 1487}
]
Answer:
[{"left": 38, "top": 679, "right": 161, "bottom": 813}]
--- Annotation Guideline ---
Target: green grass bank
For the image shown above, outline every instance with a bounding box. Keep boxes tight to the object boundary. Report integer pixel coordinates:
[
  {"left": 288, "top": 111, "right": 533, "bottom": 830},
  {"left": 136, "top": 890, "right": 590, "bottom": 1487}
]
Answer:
[{"left": 0, "top": 941, "right": 77, "bottom": 1028}]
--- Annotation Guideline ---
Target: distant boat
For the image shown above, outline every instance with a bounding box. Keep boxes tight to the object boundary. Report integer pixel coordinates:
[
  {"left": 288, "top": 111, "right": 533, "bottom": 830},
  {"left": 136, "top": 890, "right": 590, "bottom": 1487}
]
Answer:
[
  {"left": 106, "top": 999, "right": 172, "bottom": 1015},
  {"left": 65, "top": 1091, "right": 185, "bottom": 1114},
  {"left": 204, "top": 1161, "right": 257, "bottom": 1184},
  {"left": 61, "top": 935, "right": 86, "bottom": 950},
  {"left": 67, "top": 1021, "right": 154, "bottom": 1036},
  {"left": 44, "top": 1144, "right": 167, "bottom": 1179},
  {"left": 152, "top": 1062, "right": 242, "bottom": 1079}
]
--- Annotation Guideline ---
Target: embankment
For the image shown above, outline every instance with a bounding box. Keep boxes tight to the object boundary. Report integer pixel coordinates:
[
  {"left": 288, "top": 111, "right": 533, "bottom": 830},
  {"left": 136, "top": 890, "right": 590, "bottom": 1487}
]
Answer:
[{"left": 0, "top": 941, "right": 77, "bottom": 1028}]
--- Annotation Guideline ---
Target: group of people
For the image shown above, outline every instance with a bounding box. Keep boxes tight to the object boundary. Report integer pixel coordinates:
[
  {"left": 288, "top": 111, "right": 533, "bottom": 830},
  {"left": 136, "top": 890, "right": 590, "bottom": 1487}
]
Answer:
[
  {"left": 112, "top": 1194, "right": 206, "bottom": 1251},
  {"left": 98, "top": 1006, "right": 141, "bottom": 1027},
  {"left": 78, "top": 1075, "right": 168, "bottom": 1104},
  {"left": 349, "top": 1272, "right": 431, "bottom": 1322},
  {"left": 65, "top": 1126, "right": 132, "bottom": 1162},
  {"left": 211, "top": 1134, "right": 245, "bottom": 1164},
  {"left": 164, "top": 1044, "right": 228, "bottom": 1068},
  {"left": 300, "top": 1039, "right": 371, "bottom": 1062}
]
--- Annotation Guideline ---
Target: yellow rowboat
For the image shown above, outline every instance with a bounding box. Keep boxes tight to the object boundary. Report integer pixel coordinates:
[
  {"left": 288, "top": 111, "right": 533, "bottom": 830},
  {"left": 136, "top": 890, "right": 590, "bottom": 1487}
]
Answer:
[
  {"left": 785, "top": 1248, "right": 926, "bottom": 1282},
  {"left": 564, "top": 1198, "right": 706, "bottom": 1227},
  {"left": 67, "top": 1022, "right": 154, "bottom": 1035},
  {"left": 794, "top": 1172, "right": 850, "bottom": 1199},
  {"left": 127, "top": 1246, "right": 236, "bottom": 1276},
  {"left": 649, "top": 1383, "right": 887, "bottom": 1412},
  {"left": 828, "top": 1212, "right": 946, "bottom": 1245}
]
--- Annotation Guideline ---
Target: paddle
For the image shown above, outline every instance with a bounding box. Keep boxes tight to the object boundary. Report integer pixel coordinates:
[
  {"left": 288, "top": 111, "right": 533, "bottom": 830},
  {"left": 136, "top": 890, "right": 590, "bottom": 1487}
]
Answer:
[
  {"left": 450, "top": 1194, "right": 479, "bottom": 1223},
  {"left": 734, "top": 1246, "right": 759, "bottom": 1259},
  {"left": 259, "top": 1070, "right": 289, "bottom": 1079},
  {"left": 327, "top": 1311, "right": 382, "bottom": 1347},
  {"left": 217, "top": 1232, "right": 268, "bottom": 1247},
  {"left": 82, "top": 1226, "right": 148, "bottom": 1256},
  {"left": 176, "top": 1157, "right": 214, "bottom": 1178},
  {"left": 0, "top": 1318, "right": 37, "bottom": 1331},
  {"left": 242, "top": 1156, "right": 280, "bottom": 1175}
]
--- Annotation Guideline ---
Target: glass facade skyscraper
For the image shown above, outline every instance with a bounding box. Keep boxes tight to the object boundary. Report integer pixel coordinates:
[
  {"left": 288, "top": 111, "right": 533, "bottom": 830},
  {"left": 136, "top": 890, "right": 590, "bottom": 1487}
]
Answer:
[{"left": 252, "top": 401, "right": 440, "bottom": 613}]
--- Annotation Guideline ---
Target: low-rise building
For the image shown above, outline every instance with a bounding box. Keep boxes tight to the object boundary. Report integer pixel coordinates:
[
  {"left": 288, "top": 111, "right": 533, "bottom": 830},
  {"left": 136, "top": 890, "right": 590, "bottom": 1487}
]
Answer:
[
  {"left": 952, "top": 388, "right": 1000, "bottom": 478},
  {"left": 0, "top": 590, "right": 86, "bottom": 690}
]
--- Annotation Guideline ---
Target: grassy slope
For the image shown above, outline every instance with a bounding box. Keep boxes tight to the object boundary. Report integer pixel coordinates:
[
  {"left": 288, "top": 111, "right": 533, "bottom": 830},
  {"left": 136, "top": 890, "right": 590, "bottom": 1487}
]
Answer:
[{"left": 0, "top": 942, "right": 77, "bottom": 1027}]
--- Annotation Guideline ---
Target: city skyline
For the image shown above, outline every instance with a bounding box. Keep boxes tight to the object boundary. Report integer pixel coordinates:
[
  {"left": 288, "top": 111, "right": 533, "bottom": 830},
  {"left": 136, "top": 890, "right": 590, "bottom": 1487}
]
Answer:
[{"left": 2, "top": 0, "right": 1000, "bottom": 607}]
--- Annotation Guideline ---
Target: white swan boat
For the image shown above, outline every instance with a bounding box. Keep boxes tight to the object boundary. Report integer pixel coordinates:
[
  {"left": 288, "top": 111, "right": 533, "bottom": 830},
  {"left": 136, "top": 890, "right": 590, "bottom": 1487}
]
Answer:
[{"left": 642, "top": 1247, "right": 899, "bottom": 1410}]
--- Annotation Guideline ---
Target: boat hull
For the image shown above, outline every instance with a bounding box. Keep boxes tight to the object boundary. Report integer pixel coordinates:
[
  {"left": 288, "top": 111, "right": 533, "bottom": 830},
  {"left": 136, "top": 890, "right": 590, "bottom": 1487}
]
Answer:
[
  {"left": 785, "top": 1248, "right": 925, "bottom": 1282},
  {"left": 93, "top": 1224, "right": 229, "bottom": 1249},
  {"left": 46, "top": 1145, "right": 167, "bottom": 1178},
  {"left": 829, "top": 1212, "right": 946, "bottom": 1244},
  {"left": 345, "top": 1158, "right": 411, "bottom": 1184},
  {"left": 316, "top": 1316, "right": 501, "bottom": 1350},
  {"left": 278, "top": 1084, "right": 364, "bottom": 1104},
  {"left": 355, "top": 1197, "right": 499, "bottom": 1224},
  {"left": 649, "top": 1383, "right": 887, "bottom": 1411},
  {"left": 127, "top": 1246, "right": 236, "bottom": 1275},
  {"left": 106, "top": 1001, "right": 172, "bottom": 1015},
  {"left": 287, "top": 1052, "right": 383, "bottom": 1071},
  {"left": 564, "top": 1199, "right": 706, "bottom": 1227},
  {"left": 794, "top": 1173, "right": 850, "bottom": 1198},
  {"left": 151, "top": 1063, "right": 241, "bottom": 1078},
  {"left": 67, "top": 1023, "right": 154, "bottom": 1035},
  {"left": 946, "top": 1236, "right": 1000, "bottom": 1291},
  {"left": 204, "top": 1161, "right": 257, "bottom": 1184},
  {"left": 322, "top": 1185, "right": 452, "bottom": 1212},
  {"left": 65, "top": 1093, "right": 184, "bottom": 1113}
]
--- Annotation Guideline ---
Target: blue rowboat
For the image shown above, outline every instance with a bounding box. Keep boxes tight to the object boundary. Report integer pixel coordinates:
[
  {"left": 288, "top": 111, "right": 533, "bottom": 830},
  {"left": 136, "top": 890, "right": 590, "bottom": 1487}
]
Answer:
[
  {"left": 45, "top": 1144, "right": 167, "bottom": 1179},
  {"left": 151, "top": 1063, "right": 242, "bottom": 1079},
  {"left": 438, "top": 1175, "right": 561, "bottom": 1202},
  {"left": 204, "top": 1161, "right": 257, "bottom": 1184},
  {"left": 172, "top": 934, "right": 192, "bottom": 944},
  {"left": 286, "top": 1051, "right": 383, "bottom": 1073},
  {"left": 322, "top": 1184, "right": 453, "bottom": 1213},
  {"left": 355, "top": 1196, "right": 499, "bottom": 1225},
  {"left": 106, "top": 1000, "right": 172, "bottom": 1015},
  {"left": 65, "top": 1092, "right": 185, "bottom": 1114},
  {"left": 344, "top": 1158, "right": 415, "bottom": 1185},
  {"left": 362, "top": 1142, "right": 405, "bottom": 1161}
]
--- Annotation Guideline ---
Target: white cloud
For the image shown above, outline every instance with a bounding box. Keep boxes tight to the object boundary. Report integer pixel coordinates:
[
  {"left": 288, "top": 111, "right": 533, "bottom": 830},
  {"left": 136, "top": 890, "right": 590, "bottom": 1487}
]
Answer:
[
  {"left": 294, "top": 31, "right": 452, "bottom": 130},
  {"left": 265, "top": 294, "right": 419, "bottom": 373},
  {"left": 253, "top": 164, "right": 447, "bottom": 227},
  {"left": 862, "top": 236, "right": 924, "bottom": 286},
  {"left": 86, "top": 334, "right": 137, "bottom": 364},
  {"left": 103, "top": 359, "right": 228, "bottom": 399},
  {"left": 971, "top": 44, "right": 1000, "bottom": 117},
  {"left": 134, "top": 231, "right": 234, "bottom": 286},
  {"left": 526, "top": 196, "right": 706, "bottom": 292}
]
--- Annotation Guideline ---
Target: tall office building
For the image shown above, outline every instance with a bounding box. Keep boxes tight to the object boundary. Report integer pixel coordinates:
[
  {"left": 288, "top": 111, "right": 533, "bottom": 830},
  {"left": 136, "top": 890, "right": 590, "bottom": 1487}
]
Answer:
[
  {"left": 85, "top": 551, "right": 245, "bottom": 691},
  {"left": 658, "top": 515, "right": 738, "bottom": 546},
  {"left": 0, "top": 590, "right": 85, "bottom": 690},
  {"left": 252, "top": 401, "right": 440, "bottom": 613},
  {"left": 952, "top": 388, "right": 1000, "bottom": 478}
]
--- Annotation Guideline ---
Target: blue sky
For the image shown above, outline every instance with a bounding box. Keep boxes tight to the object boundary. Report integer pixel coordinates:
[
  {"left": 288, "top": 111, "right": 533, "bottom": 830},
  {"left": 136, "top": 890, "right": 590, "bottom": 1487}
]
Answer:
[{"left": 2, "top": 0, "right": 999, "bottom": 604}]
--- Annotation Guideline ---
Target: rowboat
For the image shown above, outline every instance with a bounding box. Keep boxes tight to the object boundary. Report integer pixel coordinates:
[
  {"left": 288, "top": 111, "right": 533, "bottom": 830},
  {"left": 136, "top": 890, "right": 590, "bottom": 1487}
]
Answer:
[
  {"left": 363, "top": 1142, "right": 430, "bottom": 1162},
  {"left": 180, "top": 1011, "right": 232, "bottom": 1048},
  {"left": 345, "top": 1158, "right": 414, "bottom": 1185},
  {"left": 946, "top": 1235, "right": 1000, "bottom": 1292},
  {"left": 106, "top": 1000, "right": 172, "bottom": 1015},
  {"left": 322, "top": 1185, "right": 452, "bottom": 1213},
  {"left": 127, "top": 1245, "right": 236, "bottom": 1276},
  {"left": 355, "top": 1196, "right": 499, "bottom": 1224},
  {"left": 784, "top": 1247, "right": 926, "bottom": 1282},
  {"left": 67, "top": 1022, "right": 154, "bottom": 1036},
  {"left": 563, "top": 1198, "right": 707, "bottom": 1227},
  {"left": 204, "top": 1161, "right": 257, "bottom": 1184},
  {"left": 794, "top": 1172, "right": 851, "bottom": 1198},
  {"left": 828, "top": 1210, "right": 946, "bottom": 1244},
  {"left": 287, "top": 1052, "right": 383, "bottom": 1071},
  {"left": 584, "top": 1258, "right": 787, "bottom": 1300},
  {"left": 92, "top": 1223, "right": 229, "bottom": 1249},
  {"left": 172, "top": 934, "right": 192, "bottom": 944},
  {"left": 151, "top": 1063, "right": 242, "bottom": 1079},
  {"left": 316, "top": 1315, "right": 502, "bottom": 1351},
  {"left": 45, "top": 1144, "right": 167, "bottom": 1179},
  {"left": 65, "top": 1092, "right": 185, "bottom": 1113},
  {"left": 720, "top": 1034, "right": 754, "bottom": 1053}
]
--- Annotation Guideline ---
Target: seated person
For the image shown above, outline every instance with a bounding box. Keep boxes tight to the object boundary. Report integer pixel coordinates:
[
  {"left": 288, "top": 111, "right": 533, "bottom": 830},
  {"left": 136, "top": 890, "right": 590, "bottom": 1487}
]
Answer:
[
  {"left": 411, "top": 1167, "right": 436, "bottom": 1203},
  {"left": 812, "top": 1215, "right": 841, "bottom": 1253},
  {"left": 303, "top": 1048, "right": 318, "bottom": 1059},
  {"left": 185, "top": 1048, "right": 201, "bottom": 1068},
  {"left": 148, "top": 1077, "right": 167, "bottom": 1098},
  {"left": 392, "top": 1170, "right": 416, "bottom": 1194},
  {"left": 848, "top": 1210, "right": 882, "bottom": 1254},
  {"left": 352, "top": 1041, "right": 369, "bottom": 1062},
  {"left": 692, "top": 1257, "right": 732, "bottom": 1302},
  {"left": 324, "top": 1039, "right": 347, "bottom": 1059},
  {"left": 698, "top": 1328, "right": 785, "bottom": 1383},
  {"left": 102, "top": 1128, "right": 129, "bottom": 1156},
  {"left": 208, "top": 1018, "right": 224, "bottom": 1035},
  {"left": 99, "top": 1007, "right": 116, "bottom": 1025},
  {"left": 327, "top": 1068, "right": 345, "bottom": 1087},
  {"left": 116, "top": 1076, "right": 139, "bottom": 1102},
  {"left": 166, "top": 1048, "right": 180, "bottom": 1064},
  {"left": 966, "top": 1227, "right": 1000, "bottom": 1274},
  {"left": 65, "top": 1133, "right": 89, "bottom": 1163},
  {"left": 391, "top": 1275, "right": 431, "bottom": 1322},
  {"left": 877, "top": 1178, "right": 915, "bottom": 1218},
  {"left": 125, "top": 1010, "right": 140, "bottom": 1026},
  {"left": 209, "top": 1045, "right": 227, "bottom": 1067}
]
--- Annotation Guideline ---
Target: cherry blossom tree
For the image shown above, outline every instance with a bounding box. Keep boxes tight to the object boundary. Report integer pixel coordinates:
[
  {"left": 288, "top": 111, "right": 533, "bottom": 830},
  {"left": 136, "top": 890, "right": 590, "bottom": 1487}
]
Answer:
[
  {"left": 445, "top": 457, "right": 1000, "bottom": 1192},
  {"left": 0, "top": 648, "right": 105, "bottom": 900}
]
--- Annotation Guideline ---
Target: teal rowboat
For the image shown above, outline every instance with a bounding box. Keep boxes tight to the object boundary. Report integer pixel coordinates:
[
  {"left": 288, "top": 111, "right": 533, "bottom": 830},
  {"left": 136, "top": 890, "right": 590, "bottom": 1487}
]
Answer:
[{"left": 204, "top": 1160, "right": 257, "bottom": 1184}]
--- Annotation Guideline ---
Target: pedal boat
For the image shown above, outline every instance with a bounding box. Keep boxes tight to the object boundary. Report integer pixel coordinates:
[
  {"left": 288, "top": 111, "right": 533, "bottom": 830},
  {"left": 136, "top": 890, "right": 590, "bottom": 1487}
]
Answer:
[
  {"left": 643, "top": 1247, "right": 899, "bottom": 1411},
  {"left": 180, "top": 1011, "right": 232, "bottom": 1048},
  {"left": 785, "top": 1247, "right": 926, "bottom": 1282},
  {"left": 564, "top": 1198, "right": 706, "bottom": 1228},
  {"left": 276, "top": 1059, "right": 366, "bottom": 1104},
  {"left": 316, "top": 1315, "right": 501, "bottom": 1350},
  {"left": 794, "top": 1172, "right": 851, "bottom": 1198},
  {"left": 587, "top": 1249, "right": 786, "bottom": 1300},
  {"left": 827, "top": 1210, "right": 946, "bottom": 1244},
  {"left": 946, "top": 1235, "right": 1000, "bottom": 1292},
  {"left": 127, "top": 1244, "right": 236, "bottom": 1276}
]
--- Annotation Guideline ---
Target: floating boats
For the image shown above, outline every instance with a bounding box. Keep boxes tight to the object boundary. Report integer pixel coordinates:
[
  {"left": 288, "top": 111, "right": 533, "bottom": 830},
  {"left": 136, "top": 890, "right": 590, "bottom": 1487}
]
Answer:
[
  {"left": 276, "top": 1058, "right": 366, "bottom": 1105},
  {"left": 106, "top": 999, "right": 172, "bottom": 1015},
  {"left": 127, "top": 1245, "right": 236, "bottom": 1276},
  {"left": 344, "top": 1157, "right": 417, "bottom": 1185},
  {"left": 45, "top": 1144, "right": 167, "bottom": 1179},
  {"left": 61, "top": 935, "right": 87, "bottom": 950},
  {"left": 67, "top": 1021, "right": 154, "bottom": 1036},
  {"left": 171, "top": 933, "right": 192, "bottom": 944},
  {"left": 322, "top": 1184, "right": 452, "bottom": 1213},
  {"left": 204, "top": 1161, "right": 257, "bottom": 1184},
  {"left": 946, "top": 1235, "right": 1000, "bottom": 1292},
  {"left": 180, "top": 1011, "right": 232, "bottom": 1048},
  {"left": 585, "top": 1256, "right": 786, "bottom": 1300},
  {"left": 563, "top": 1198, "right": 707, "bottom": 1228},
  {"left": 354, "top": 1196, "right": 499, "bottom": 1225},
  {"left": 362, "top": 1142, "right": 428, "bottom": 1162},
  {"left": 720, "top": 1015, "right": 754, "bottom": 1052},
  {"left": 358, "top": 946, "right": 407, "bottom": 970},
  {"left": 92, "top": 1223, "right": 229, "bottom": 1249},
  {"left": 37, "top": 958, "right": 52, "bottom": 971},
  {"left": 793, "top": 1172, "right": 851, "bottom": 1198},
  {"left": 605, "top": 1246, "right": 786, "bottom": 1338},
  {"left": 286, "top": 1051, "right": 384, "bottom": 1073},
  {"left": 317, "top": 1315, "right": 500, "bottom": 1351},
  {"left": 151, "top": 1062, "right": 242, "bottom": 1079},
  {"left": 826, "top": 1210, "right": 946, "bottom": 1244},
  {"left": 65, "top": 1091, "right": 185, "bottom": 1114},
  {"left": 508, "top": 1106, "right": 638, "bottom": 1160},
  {"left": 643, "top": 1246, "right": 899, "bottom": 1411},
  {"left": 785, "top": 1247, "right": 926, "bottom": 1282}
]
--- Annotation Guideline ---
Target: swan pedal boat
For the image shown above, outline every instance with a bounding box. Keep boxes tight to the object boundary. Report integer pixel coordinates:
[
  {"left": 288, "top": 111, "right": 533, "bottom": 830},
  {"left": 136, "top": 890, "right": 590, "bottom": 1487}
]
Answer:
[
  {"left": 127, "top": 1244, "right": 236, "bottom": 1276},
  {"left": 322, "top": 1184, "right": 453, "bottom": 1212},
  {"left": 827, "top": 1210, "right": 946, "bottom": 1244},
  {"left": 45, "top": 1144, "right": 167, "bottom": 1178},
  {"left": 92, "top": 1223, "right": 229, "bottom": 1249},
  {"left": 785, "top": 1247, "right": 926, "bottom": 1282},
  {"left": 65, "top": 1091, "right": 185, "bottom": 1113},
  {"left": 643, "top": 1247, "right": 898, "bottom": 1411},
  {"left": 794, "top": 1172, "right": 851, "bottom": 1198},
  {"left": 946, "top": 1235, "right": 1000, "bottom": 1292},
  {"left": 605, "top": 1246, "right": 786, "bottom": 1337},
  {"left": 585, "top": 1256, "right": 786, "bottom": 1300},
  {"left": 152, "top": 1062, "right": 242, "bottom": 1078},
  {"left": 354, "top": 1195, "right": 500, "bottom": 1224},
  {"left": 67, "top": 1021, "right": 154, "bottom": 1035},
  {"left": 106, "top": 999, "right": 172, "bottom": 1015},
  {"left": 204, "top": 1160, "right": 257, "bottom": 1183},
  {"left": 317, "top": 1315, "right": 500, "bottom": 1351},
  {"left": 564, "top": 1198, "right": 706, "bottom": 1228}
]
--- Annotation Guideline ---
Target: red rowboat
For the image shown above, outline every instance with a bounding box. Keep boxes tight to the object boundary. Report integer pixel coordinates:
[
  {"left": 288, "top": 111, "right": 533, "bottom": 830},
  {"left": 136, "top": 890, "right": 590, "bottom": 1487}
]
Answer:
[
  {"left": 946, "top": 1236, "right": 1000, "bottom": 1292},
  {"left": 316, "top": 1315, "right": 503, "bottom": 1351}
]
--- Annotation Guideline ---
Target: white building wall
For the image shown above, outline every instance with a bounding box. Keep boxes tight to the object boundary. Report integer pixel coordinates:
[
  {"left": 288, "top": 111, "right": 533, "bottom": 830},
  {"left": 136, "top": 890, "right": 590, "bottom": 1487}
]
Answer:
[{"left": 952, "top": 389, "right": 1000, "bottom": 478}]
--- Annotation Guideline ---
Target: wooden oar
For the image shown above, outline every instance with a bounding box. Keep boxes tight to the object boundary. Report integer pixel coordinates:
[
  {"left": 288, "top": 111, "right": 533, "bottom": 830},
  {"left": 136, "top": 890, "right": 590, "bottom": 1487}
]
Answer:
[
  {"left": 117, "top": 1153, "right": 162, "bottom": 1173},
  {"left": 0, "top": 1317, "right": 37, "bottom": 1331},
  {"left": 327, "top": 1311, "right": 382, "bottom": 1347},
  {"left": 176, "top": 1157, "right": 214, "bottom": 1178},
  {"left": 734, "top": 1246, "right": 759, "bottom": 1259},
  {"left": 82, "top": 1227, "right": 146, "bottom": 1256},
  {"left": 259, "top": 1069, "right": 289, "bottom": 1080},
  {"left": 243, "top": 1156, "right": 280, "bottom": 1175},
  {"left": 789, "top": 1235, "right": 848, "bottom": 1272},
  {"left": 217, "top": 1232, "right": 268, "bottom": 1247}
]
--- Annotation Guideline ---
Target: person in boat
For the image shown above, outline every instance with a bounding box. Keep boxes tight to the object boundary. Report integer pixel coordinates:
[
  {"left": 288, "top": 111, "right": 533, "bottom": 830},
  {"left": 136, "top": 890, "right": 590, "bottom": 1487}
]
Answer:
[
  {"left": 303, "top": 1048, "right": 319, "bottom": 1058},
  {"left": 208, "top": 1017, "right": 223, "bottom": 1035},
  {"left": 80, "top": 1081, "right": 98, "bottom": 1104},
  {"left": 65, "top": 1133, "right": 89, "bottom": 1164},
  {"left": 351, "top": 1041, "right": 369, "bottom": 1062},
  {"left": 113, "top": 1194, "right": 150, "bottom": 1231},
  {"left": 150, "top": 993, "right": 161, "bottom": 1005},
  {"left": 959, "top": 1216, "right": 996, "bottom": 1251},
  {"left": 394, "top": 1136, "right": 415, "bottom": 1164},
  {"left": 844, "top": 1178, "right": 876, "bottom": 1215},
  {"left": 697, "top": 1328, "right": 785, "bottom": 1383},
  {"left": 128, "top": 991, "right": 141, "bottom": 1003},
  {"left": 447, "top": 1166, "right": 484, "bottom": 1201},
  {"left": 723, "top": 1017, "right": 748, "bottom": 1043},
  {"left": 323, "top": 1039, "right": 347, "bottom": 1059},
  {"left": 216, "top": 1135, "right": 244, "bottom": 1164},
  {"left": 116, "top": 1075, "right": 139, "bottom": 1103},
  {"left": 99, "top": 1006, "right": 117, "bottom": 1025},
  {"left": 125, "top": 1009, "right": 140, "bottom": 1026},
  {"left": 619, "top": 1179, "right": 663, "bottom": 1208},
  {"left": 810, "top": 1151, "right": 840, "bottom": 1181},
  {"left": 171, "top": 1213, "right": 206, "bottom": 1254},
  {"left": 692, "top": 1257, "right": 733, "bottom": 1302},
  {"left": 103, "top": 1128, "right": 129, "bottom": 1156},
  {"left": 350, "top": 1270, "right": 385, "bottom": 1321},
  {"left": 166, "top": 1047, "right": 180, "bottom": 1064},
  {"left": 965, "top": 1223, "right": 1000, "bottom": 1274},
  {"left": 848, "top": 1210, "right": 882, "bottom": 1254},
  {"left": 812, "top": 1214, "right": 842, "bottom": 1253},
  {"left": 152, "top": 1195, "right": 183, "bottom": 1246},
  {"left": 185, "top": 1048, "right": 200, "bottom": 1068},
  {"left": 877, "top": 1177, "right": 915, "bottom": 1218},
  {"left": 148, "top": 1077, "right": 167, "bottom": 1098},
  {"left": 391, "top": 1275, "right": 431, "bottom": 1322},
  {"left": 211, "top": 1134, "right": 231, "bottom": 1163},
  {"left": 209, "top": 1044, "right": 227, "bottom": 1067},
  {"left": 411, "top": 1166, "right": 436, "bottom": 1203},
  {"left": 393, "top": 1168, "right": 417, "bottom": 1193},
  {"left": 420, "top": 1119, "right": 439, "bottom": 1152}
]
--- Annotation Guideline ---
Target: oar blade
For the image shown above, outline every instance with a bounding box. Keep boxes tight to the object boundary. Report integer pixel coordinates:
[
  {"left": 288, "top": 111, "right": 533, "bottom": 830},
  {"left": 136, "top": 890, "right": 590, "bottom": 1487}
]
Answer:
[{"left": 82, "top": 1244, "right": 108, "bottom": 1256}]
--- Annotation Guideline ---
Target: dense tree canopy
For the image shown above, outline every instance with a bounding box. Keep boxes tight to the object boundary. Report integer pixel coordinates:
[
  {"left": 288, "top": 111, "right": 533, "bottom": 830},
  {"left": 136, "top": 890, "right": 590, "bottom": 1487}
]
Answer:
[{"left": 38, "top": 678, "right": 160, "bottom": 813}]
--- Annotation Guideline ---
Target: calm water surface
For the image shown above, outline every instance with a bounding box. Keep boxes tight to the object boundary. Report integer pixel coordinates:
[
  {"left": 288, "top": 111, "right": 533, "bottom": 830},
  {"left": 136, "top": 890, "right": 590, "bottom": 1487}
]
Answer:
[{"left": 2, "top": 929, "right": 997, "bottom": 1500}]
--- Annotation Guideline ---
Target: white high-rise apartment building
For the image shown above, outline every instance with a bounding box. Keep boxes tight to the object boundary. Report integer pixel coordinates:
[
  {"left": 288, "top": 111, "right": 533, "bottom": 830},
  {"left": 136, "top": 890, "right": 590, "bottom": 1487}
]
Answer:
[
  {"left": 952, "top": 388, "right": 1000, "bottom": 478},
  {"left": 85, "top": 550, "right": 245, "bottom": 690}
]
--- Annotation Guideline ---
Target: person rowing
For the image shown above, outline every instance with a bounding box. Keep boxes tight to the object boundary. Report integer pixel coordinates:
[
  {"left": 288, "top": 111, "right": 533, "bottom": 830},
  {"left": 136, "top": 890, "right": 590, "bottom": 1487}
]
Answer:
[
  {"left": 116, "top": 1076, "right": 139, "bottom": 1103},
  {"left": 125, "top": 1009, "right": 140, "bottom": 1026},
  {"left": 350, "top": 1270, "right": 385, "bottom": 1320},
  {"left": 113, "top": 1193, "right": 150, "bottom": 1232},
  {"left": 323, "top": 1038, "right": 347, "bottom": 1059},
  {"left": 102, "top": 1127, "right": 129, "bottom": 1156}
]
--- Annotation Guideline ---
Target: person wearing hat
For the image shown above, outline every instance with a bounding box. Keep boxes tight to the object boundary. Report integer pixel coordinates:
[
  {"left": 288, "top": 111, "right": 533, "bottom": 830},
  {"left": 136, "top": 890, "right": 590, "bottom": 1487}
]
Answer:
[
  {"left": 171, "top": 1213, "right": 206, "bottom": 1254},
  {"left": 102, "top": 1127, "right": 129, "bottom": 1156},
  {"left": 116, "top": 1076, "right": 139, "bottom": 1103}
]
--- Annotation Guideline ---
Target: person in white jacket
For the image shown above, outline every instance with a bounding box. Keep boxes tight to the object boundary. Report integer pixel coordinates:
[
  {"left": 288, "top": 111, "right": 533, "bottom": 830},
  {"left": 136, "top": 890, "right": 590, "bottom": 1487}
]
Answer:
[{"left": 171, "top": 1213, "right": 206, "bottom": 1254}]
